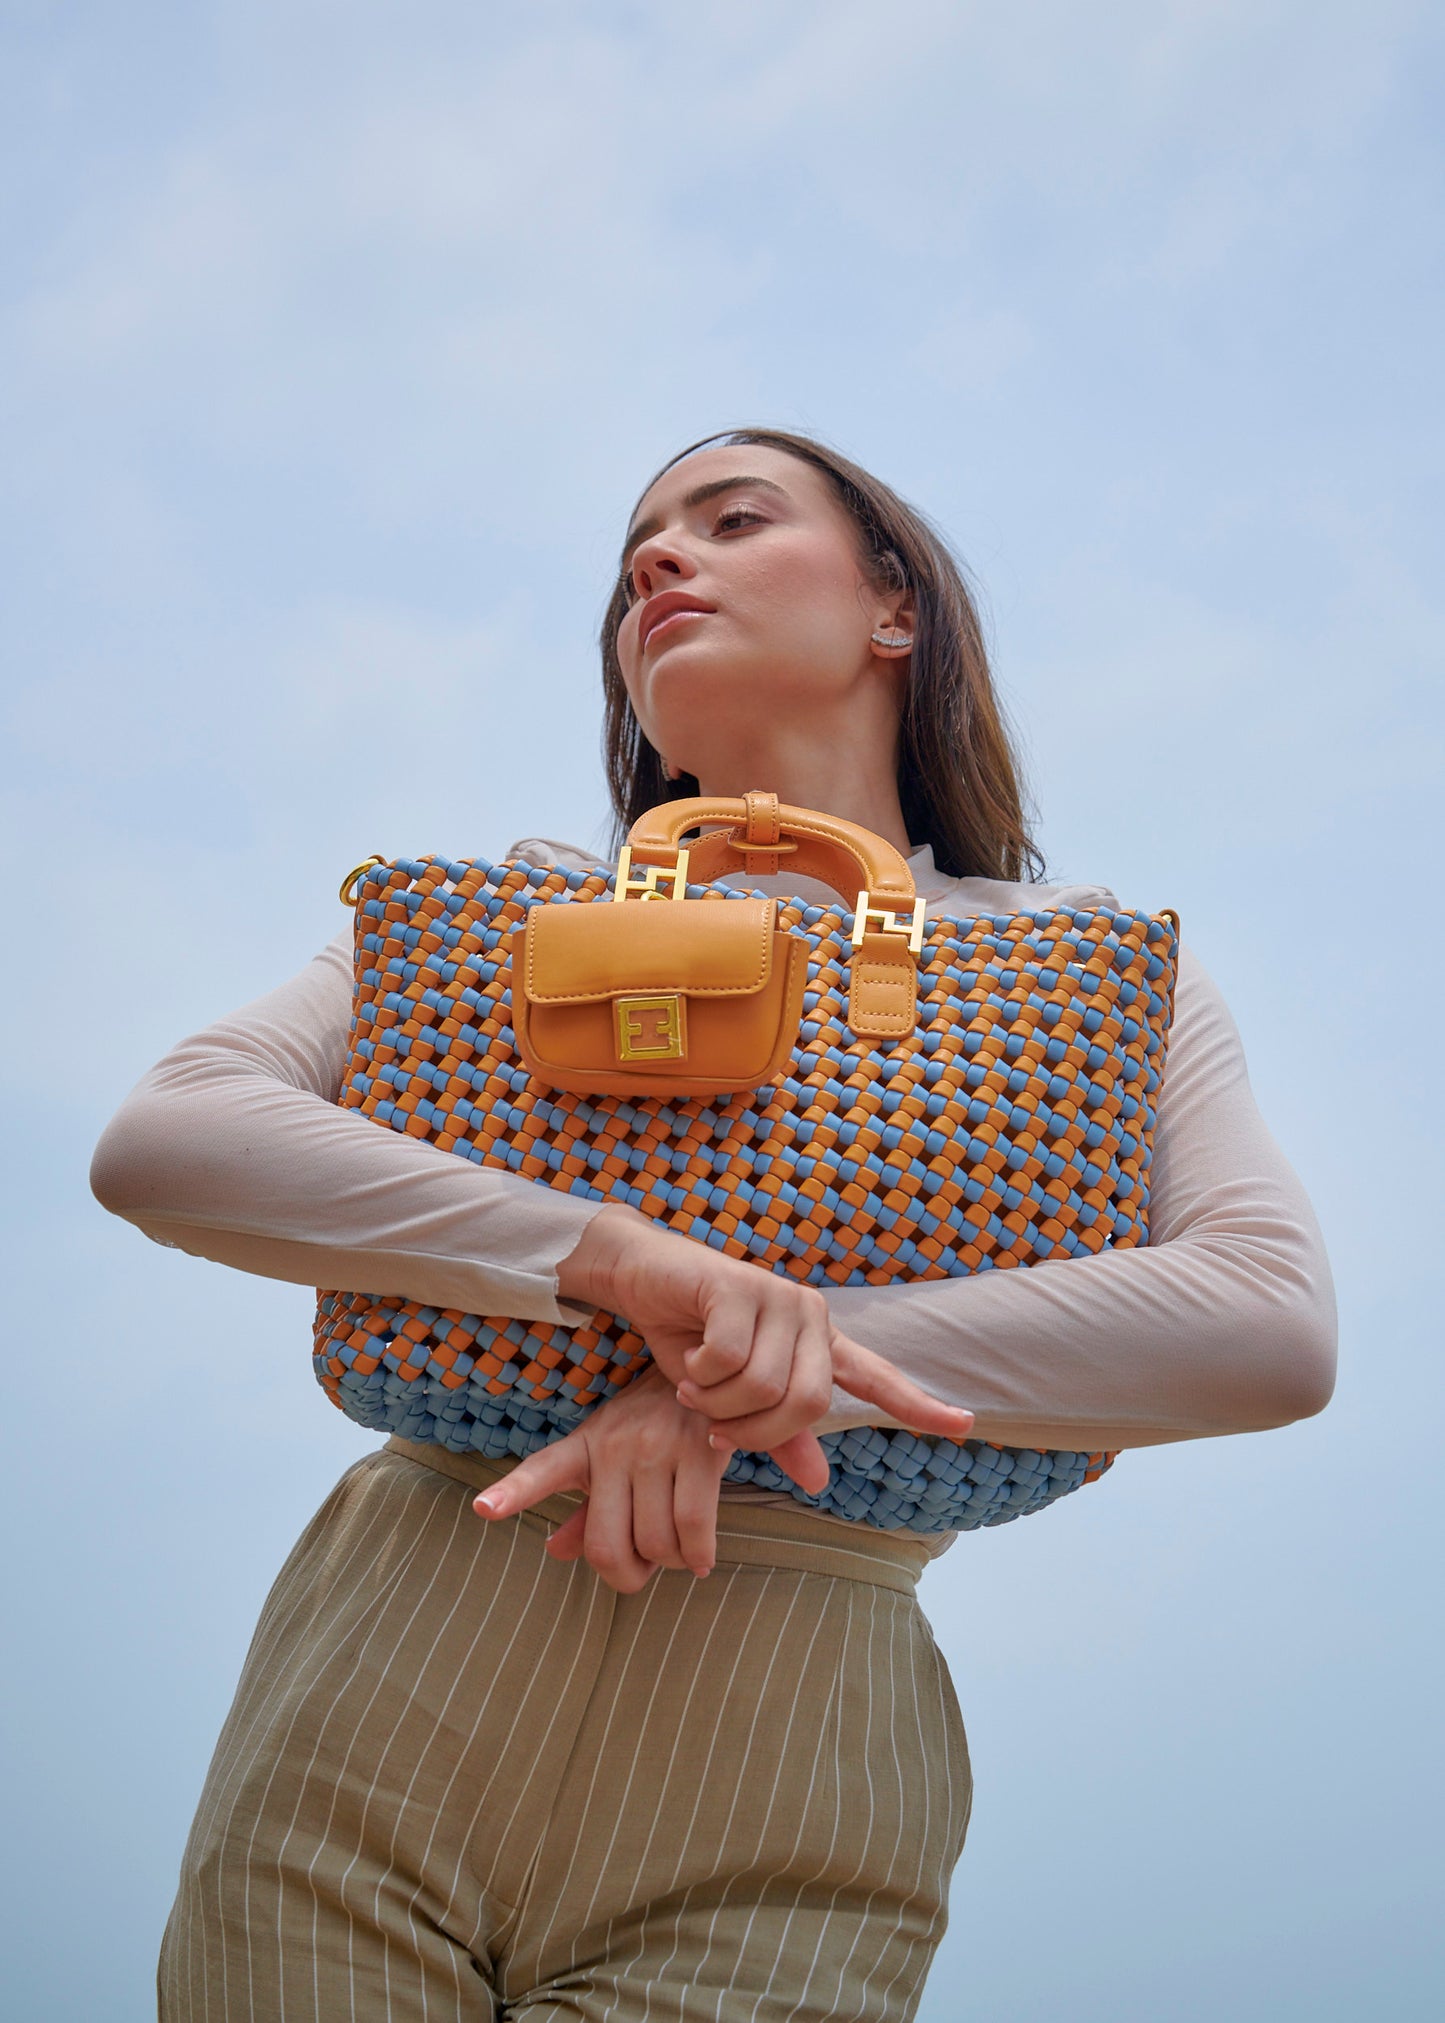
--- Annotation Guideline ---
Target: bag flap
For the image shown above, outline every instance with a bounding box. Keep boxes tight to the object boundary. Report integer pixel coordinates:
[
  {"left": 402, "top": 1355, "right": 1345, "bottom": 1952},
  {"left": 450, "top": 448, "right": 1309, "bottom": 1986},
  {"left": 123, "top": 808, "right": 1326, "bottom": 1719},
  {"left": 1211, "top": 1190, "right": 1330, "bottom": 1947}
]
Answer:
[{"left": 520, "top": 896, "right": 777, "bottom": 1004}]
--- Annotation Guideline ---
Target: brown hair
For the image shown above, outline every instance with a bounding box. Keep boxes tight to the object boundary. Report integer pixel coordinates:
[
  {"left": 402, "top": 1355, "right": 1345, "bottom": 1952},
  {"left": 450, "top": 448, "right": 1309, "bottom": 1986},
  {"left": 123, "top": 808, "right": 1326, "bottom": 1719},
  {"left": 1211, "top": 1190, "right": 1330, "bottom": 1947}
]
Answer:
[{"left": 599, "top": 426, "right": 1043, "bottom": 883}]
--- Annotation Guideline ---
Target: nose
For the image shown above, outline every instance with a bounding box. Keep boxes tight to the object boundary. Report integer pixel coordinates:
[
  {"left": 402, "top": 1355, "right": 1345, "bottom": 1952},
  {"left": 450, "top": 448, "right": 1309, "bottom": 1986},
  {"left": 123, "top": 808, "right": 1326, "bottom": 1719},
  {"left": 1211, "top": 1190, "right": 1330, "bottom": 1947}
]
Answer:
[{"left": 628, "top": 528, "right": 696, "bottom": 602}]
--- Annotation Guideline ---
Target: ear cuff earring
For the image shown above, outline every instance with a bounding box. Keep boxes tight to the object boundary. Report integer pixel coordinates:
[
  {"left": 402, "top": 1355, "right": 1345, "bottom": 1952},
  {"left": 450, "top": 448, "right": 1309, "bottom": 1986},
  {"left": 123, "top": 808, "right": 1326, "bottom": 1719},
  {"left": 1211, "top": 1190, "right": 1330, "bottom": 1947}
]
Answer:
[{"left": 871, "top": 629, "right": 914, "bottom": 650}]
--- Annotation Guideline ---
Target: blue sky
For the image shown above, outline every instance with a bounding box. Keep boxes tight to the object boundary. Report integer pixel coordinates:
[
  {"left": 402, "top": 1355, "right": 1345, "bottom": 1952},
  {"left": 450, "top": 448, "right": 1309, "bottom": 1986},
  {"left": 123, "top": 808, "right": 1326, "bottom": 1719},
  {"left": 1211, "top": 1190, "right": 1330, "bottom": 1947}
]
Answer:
[{"left": 3, "top": 4, "right": 1442, "bottom": 2017}]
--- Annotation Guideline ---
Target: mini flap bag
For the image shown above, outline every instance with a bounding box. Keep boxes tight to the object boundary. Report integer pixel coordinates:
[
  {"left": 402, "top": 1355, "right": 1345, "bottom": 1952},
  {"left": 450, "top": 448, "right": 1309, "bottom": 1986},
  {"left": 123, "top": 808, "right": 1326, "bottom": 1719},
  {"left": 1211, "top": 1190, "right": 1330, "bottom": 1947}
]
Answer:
[
  {"left": 317, "top": 792, "right": 1180, "bottom": 1533},
  {"left": 513, "top": 892, "right": 809, "bottom": 1097}
]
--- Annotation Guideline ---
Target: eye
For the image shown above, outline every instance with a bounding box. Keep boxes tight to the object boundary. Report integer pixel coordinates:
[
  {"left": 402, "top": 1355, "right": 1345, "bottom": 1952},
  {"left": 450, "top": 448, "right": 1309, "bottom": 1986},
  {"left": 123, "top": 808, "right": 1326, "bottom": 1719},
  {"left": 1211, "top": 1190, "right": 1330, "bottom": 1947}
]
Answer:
[{"left": 714, "top": 502, "right": 765, "bottom": 534}]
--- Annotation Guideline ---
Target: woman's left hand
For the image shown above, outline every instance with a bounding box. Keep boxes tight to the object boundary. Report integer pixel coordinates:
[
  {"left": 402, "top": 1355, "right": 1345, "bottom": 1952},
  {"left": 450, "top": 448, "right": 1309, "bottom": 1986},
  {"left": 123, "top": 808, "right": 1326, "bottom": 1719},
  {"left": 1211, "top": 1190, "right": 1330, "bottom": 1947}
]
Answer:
[{"left": 473, "top": 1368, "right": 757, "bottom": 1593}]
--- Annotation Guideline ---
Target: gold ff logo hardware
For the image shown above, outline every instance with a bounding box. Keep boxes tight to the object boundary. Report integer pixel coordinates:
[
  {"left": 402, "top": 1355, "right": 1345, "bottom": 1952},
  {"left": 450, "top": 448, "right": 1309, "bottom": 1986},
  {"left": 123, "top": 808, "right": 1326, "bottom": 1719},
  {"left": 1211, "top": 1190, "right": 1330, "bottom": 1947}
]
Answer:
[
  {"left": 615, "top": 994, "right": 687, "bottom": 1062},
  {"left": 612, "top": 846, "right": 692, "bottom": 903}
]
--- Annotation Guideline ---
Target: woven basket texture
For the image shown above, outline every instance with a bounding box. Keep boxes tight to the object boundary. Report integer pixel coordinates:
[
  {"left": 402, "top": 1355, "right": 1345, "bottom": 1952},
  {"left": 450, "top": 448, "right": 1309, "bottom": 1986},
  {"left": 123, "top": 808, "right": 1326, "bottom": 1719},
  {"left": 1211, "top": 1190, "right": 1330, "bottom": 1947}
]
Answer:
[{"left": 315, "top": 856, "right": 1178, "bottom": 1532}]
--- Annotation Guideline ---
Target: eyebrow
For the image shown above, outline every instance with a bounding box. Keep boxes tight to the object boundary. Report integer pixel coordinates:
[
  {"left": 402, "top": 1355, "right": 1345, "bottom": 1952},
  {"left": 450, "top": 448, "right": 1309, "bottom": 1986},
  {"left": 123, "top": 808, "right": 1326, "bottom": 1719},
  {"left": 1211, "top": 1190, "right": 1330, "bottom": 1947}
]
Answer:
[{"left": 621, "top": 474, "right": 791, "bottom": 567}]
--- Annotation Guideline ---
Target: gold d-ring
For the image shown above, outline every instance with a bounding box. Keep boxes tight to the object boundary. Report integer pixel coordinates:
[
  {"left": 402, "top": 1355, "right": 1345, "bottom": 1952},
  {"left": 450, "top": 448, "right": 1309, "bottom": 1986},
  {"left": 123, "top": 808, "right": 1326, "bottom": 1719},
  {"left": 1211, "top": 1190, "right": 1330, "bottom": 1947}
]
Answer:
[{"left": 339, "top": 855, "right": 387, "bottom": 906}]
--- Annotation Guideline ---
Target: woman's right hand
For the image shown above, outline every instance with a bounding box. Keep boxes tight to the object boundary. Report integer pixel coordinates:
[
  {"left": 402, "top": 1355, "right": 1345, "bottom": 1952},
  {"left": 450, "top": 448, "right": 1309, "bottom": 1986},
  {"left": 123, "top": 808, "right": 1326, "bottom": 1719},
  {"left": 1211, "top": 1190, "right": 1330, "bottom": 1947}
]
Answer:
[
  {"left": 473, "top": 1367, "right": 732, "bottom": 1591},
  {"left": 556, "top": 1204, "right": 974, "bottom": 1490}
]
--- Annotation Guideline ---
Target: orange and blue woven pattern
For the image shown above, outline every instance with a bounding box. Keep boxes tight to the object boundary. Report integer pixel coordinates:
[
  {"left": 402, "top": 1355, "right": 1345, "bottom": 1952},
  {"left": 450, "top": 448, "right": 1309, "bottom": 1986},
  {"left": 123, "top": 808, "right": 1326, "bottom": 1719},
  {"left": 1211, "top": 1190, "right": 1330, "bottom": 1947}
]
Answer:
[{"left": 315, "top": 856, "right": 1178, "bottom": 1531}]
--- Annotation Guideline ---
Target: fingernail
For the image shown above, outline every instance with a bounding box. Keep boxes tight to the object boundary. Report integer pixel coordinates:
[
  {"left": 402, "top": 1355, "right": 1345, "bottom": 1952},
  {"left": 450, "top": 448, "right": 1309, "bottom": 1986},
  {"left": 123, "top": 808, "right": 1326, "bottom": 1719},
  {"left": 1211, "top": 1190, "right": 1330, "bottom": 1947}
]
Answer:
[
  {"left": 474, "top": 1494, "right": 500, "bottom": 1517},
  {"left": 691, "top": 1566, "right": 711, "bottom": 1579}
]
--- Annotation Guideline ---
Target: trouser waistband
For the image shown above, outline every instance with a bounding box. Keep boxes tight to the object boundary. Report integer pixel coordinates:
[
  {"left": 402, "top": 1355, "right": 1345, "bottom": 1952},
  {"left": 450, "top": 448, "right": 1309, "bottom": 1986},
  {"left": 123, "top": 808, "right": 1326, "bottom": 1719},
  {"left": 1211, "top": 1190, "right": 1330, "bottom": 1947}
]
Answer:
[{"left": 384, "top": 1436, "right": 930, "bottom": 1593}]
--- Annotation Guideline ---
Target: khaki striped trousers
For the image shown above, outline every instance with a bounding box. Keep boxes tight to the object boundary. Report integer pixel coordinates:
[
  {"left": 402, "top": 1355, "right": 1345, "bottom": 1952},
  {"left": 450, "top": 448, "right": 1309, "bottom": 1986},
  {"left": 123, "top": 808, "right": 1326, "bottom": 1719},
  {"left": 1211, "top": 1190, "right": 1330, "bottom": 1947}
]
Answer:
[{"left": 159, "top": 1439, "right": 971, "bottom": 2021}]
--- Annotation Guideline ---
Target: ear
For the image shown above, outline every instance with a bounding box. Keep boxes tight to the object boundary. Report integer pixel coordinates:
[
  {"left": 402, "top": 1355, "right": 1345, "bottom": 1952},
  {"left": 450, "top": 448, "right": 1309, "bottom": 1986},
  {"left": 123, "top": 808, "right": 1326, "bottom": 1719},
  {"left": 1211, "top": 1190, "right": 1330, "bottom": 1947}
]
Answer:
[{"left": 868, "top": 587, "right": 917, "bottom": 660}]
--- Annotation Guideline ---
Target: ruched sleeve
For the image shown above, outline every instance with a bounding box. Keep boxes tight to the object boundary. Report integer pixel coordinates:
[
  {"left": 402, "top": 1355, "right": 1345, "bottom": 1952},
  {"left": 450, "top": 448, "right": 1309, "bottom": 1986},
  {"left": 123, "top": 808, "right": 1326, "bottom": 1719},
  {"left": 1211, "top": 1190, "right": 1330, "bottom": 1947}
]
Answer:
[{"left": 816, "top": 946, "right": 1337, "bottom": 1450}]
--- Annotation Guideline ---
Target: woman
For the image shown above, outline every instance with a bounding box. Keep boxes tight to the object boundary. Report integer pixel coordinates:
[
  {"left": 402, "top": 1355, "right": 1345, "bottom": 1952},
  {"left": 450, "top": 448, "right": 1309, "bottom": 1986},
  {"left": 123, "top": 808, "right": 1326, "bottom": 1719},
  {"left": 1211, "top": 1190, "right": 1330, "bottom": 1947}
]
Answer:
[{"left": 92, "top": 428, "right": 1336, "bottom": 2021}]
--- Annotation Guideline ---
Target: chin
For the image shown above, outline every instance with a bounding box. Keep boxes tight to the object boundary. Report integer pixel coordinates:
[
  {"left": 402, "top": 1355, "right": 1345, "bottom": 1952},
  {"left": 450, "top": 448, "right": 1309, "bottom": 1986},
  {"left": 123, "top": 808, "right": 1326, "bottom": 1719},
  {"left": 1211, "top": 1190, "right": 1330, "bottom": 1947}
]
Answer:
[
  {"left": 639, "top": 636, "right": 752, "bottom": 717},
  {"left": 648, "top": 636, "right": 823, "bottom": 699},
  {"left": 635, "top": 635, "right": 855, "bottom": 767}
]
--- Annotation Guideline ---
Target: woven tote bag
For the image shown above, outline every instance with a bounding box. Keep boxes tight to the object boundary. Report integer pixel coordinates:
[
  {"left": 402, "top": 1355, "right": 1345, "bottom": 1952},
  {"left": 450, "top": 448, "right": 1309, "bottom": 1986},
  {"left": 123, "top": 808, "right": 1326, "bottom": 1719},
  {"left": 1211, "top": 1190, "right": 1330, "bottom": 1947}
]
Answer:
[{"left": 316, "top": 794, "right": 1179, "bottom": 1533}]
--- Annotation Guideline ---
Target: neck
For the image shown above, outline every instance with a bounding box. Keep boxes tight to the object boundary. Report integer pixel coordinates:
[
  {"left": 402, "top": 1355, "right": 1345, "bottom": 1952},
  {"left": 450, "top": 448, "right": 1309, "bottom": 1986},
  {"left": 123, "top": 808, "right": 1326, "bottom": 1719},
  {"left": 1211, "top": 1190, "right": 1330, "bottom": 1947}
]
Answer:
[{"left": 692, "top": 733, "right": 912, "bottom": 859}]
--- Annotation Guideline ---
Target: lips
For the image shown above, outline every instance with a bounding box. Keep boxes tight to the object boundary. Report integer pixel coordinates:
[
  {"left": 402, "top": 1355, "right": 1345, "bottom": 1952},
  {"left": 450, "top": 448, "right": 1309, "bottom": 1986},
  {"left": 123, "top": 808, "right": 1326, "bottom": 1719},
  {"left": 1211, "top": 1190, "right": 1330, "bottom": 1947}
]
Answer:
[{"left": 638, "top": 590, "right": 716, "bottom": 653}]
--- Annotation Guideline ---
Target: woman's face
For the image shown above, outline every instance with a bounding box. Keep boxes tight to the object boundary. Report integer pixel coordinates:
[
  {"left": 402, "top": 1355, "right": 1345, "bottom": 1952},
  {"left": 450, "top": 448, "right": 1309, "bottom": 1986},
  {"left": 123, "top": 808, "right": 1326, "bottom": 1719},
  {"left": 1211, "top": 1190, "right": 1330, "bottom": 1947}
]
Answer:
[{"left": 615, "top": 445, "right": 904, "bottom": 780}]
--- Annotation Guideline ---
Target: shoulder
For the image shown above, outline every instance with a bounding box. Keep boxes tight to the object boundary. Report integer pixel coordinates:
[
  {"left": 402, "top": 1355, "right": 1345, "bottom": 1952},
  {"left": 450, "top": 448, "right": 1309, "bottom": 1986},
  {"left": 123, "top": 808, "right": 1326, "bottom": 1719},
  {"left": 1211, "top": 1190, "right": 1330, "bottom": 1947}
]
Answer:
[
  {"left": 923, "top": 877, "right": 1234, "bottom": 1047},
  {"left": 922, "top": 872, "right": 1239, "bottom": 1059},
  {"left": 921, "top": 873, "right": 1123, "bottom": 921},
  {"left": 504, "top": 835, "right": 609, "bottom": 872}
]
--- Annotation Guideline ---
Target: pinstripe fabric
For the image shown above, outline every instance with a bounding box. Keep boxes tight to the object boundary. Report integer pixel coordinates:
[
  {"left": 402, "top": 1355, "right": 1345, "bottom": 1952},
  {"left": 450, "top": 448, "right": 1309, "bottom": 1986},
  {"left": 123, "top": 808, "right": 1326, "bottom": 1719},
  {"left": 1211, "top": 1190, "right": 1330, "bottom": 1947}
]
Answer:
[{"left": 159, "top": 1447, "right": 971, "bottom": 2022}]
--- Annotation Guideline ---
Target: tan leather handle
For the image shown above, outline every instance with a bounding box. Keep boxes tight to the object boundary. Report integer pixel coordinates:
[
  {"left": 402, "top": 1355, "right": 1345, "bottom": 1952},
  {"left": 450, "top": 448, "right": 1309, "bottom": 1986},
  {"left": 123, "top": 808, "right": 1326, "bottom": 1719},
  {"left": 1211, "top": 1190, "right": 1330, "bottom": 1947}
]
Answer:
[{"left": 626, "top": 792, "right": 917, "bottom": 910}]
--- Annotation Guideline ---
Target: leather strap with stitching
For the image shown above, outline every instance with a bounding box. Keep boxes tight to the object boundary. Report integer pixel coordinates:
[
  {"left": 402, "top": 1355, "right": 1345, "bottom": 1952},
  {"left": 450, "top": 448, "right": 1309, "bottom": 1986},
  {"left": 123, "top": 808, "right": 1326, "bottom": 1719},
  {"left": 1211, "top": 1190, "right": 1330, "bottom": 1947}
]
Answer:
[
  {"left": 627, "top": 797, "right": 917, "bottom": 912},
  {"left": 847, "top": 932, "right": 919, "bottom": 1041}
]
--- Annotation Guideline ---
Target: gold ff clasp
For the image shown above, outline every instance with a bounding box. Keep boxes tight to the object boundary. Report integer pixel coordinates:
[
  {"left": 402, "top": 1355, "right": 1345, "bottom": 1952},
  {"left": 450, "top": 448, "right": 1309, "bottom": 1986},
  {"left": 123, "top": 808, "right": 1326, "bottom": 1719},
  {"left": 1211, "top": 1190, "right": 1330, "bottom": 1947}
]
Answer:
[
  {"left": 613, "top": 845, "right": 691, "bottom": 902},
  {"left": 615, "top": 994, "right": 687, "bottom": 1061},
  {"left": 851, "top": 891, "right": 927, "bottom": 955}
]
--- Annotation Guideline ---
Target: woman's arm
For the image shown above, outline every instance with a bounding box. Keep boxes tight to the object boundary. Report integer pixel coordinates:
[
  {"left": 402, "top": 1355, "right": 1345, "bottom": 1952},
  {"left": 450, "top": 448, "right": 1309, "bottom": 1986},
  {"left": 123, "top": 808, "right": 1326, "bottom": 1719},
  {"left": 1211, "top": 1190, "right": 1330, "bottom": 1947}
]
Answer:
[
  {"left": 94, "top": 922, "right": 1332, "bottom": 1454},
  {"left": 90, "top": 931, "right": 605, "bottom": 1324},
  {"left": 88, "top": 930, "right": 973, "bottom": 1457},
  {"left": 805, "top": 947, "right": 1337, "bottom": 1452}
]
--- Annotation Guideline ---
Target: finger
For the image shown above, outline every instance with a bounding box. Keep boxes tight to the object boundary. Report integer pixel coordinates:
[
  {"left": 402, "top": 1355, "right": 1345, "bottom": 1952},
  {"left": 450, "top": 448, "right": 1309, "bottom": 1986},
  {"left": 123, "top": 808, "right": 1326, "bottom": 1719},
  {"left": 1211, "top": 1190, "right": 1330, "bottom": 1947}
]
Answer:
[
  {"left": 767, "top": 1429, "right": 832, "bottom": 1496},
  {"left": 698, "top": 1393, "right": 831, "bottom": 1461},
  {"left": 582, "top": 1469, "right": 657, "bottom": 1595},
  {"left": 680, "top": 1285, "right": 758, "bottom": 1389},
  {"left": 692, "top": 1299, "right": 833, "bottom": 1457},
  {"left": 828, "top": 1334, "right": 975, "bottom": 1438},
  {"left": 473, "top": 1433, "right": 590, "bottom": 1520},
  {"left": 630, "top": 1461, "right": 686, "bottom": 1571},
  {"left": 679, "top": 1302, "right": 800, "bottom": 1421},
  {"left": 544, "top": 1506, "right": 589, "bottom": 1560},
  {"left": 673, "top": 1441, "right": 729, "bottom": 1576},
  {"left": 707, "top": 1422, "right": 831, "bottom": 1495}
]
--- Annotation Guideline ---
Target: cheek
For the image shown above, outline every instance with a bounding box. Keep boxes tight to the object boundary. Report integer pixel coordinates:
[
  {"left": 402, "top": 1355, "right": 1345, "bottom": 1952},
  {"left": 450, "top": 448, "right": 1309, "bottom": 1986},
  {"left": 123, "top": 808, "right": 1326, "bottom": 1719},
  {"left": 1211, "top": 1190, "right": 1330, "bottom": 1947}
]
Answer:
[
  {"left": 615, "top": 612, "right": 667, "bottom": 741},
  {"left": 732, "top": 533, "right": 865, "bottom": 639},
  {"left": 615, "top": 608, "right": 644, "bottom": 692}
]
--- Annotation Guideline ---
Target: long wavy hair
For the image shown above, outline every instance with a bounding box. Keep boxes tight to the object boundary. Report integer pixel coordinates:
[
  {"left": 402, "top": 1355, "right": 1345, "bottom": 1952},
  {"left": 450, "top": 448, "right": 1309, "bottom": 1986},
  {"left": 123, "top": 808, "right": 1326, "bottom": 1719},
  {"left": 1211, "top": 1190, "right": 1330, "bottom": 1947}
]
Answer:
[{"left": 599, "top": 426, "right": 1043, "bottom": 883}]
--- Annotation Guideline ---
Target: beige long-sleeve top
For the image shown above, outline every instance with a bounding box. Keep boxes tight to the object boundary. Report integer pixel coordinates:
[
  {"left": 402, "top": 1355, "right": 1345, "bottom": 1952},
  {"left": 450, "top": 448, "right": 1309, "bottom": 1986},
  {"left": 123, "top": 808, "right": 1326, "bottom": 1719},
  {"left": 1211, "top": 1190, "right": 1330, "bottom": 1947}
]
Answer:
[{"left": 90, "top": 836, "right": 1337, "bottom": 1456}]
